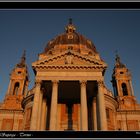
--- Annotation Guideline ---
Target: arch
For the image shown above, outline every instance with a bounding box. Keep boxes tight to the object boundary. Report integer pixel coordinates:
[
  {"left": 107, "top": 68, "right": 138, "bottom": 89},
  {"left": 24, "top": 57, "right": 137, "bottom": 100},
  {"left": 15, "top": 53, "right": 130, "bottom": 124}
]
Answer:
[
  {"left": 13, "top": 82, "right": 20, "bottom": 95},
  {"left": 122, "top": 83, "right": 128, "bottom": 96}
]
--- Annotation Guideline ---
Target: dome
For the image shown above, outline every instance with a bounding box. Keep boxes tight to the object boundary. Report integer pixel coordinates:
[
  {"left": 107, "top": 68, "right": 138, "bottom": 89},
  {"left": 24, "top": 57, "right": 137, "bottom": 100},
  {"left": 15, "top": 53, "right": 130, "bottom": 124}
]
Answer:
[{"left": 44, "top": 19, "right": 98, "bottom": 55}]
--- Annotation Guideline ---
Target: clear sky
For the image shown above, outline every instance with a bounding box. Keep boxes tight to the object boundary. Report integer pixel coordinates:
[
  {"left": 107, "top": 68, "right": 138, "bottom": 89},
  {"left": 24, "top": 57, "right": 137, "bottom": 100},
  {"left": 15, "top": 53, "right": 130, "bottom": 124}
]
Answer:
[{"left": 0, "top": 10, "right": 140, "bottom": 102}]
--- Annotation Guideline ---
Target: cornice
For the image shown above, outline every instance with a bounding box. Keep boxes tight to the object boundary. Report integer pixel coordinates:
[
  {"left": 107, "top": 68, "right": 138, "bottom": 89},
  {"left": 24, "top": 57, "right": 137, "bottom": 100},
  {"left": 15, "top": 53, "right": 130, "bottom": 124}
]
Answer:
[
  {"left": 34, "top": 65, "right": 106, "bottom": 71},
  {"left": 0, "top": 109, "right": 23, "bottom": 114},
  {"left": 117, "top": 109, "right": 140, "bottom": 115},
  {"left": 32, "top": 50, "right": 107, "bottom": 67}
]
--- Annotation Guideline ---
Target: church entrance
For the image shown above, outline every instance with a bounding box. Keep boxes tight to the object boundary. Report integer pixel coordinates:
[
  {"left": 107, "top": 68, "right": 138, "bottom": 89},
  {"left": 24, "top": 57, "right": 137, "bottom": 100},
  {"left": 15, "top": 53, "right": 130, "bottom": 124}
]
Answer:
[
  {"left": 42, "top": 80, "right": 98, "bottom": 131},
  {"left": 58, "top": 81, "right": 80, "bottom": 130}
]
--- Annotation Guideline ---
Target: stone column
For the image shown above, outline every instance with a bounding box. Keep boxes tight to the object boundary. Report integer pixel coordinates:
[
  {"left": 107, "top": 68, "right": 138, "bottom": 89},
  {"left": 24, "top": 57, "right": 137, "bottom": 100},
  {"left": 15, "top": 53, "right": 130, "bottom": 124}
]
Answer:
[
  {"left": 129, "top": 80, "right": 134, "bottom": 96},
  {"left": 6, "top": 80, "right": 12, "bottom": 96},
  {"left": 37, "top": 91, "right": 43, "bottom": 130},
  {"left": 80, "top": 80, "right": 88, "bottom": 130},
  {"left": 10, "top": 80, "right": 14, "bottom": 95},
  {"left": 41, "top": 98, "right": 47, "bottom": 130},
  {"left": 30, "top": 79, "right": 41, "bottom": 130},
  {"left": 116, "top": 80, "right": 120, "bottom": 96},
  {"left": 92, "top": 97, "right": 97, "bottom": 130},
  {"left": 23, "top": 82, "right": 28, "bottom": 97},
  {"left": 49, "top": 80, "right": 58, "bottom": 130},
  {"left": 97, "top": 80, "right": 107, "bottom": 130}
]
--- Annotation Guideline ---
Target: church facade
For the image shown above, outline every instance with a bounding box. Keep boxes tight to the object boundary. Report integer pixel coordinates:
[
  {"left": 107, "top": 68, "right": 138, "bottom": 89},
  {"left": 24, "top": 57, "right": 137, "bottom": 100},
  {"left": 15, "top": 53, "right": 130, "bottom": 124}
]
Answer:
[{"left": 0, "top": 20, "right": 140, "bottom": 131}]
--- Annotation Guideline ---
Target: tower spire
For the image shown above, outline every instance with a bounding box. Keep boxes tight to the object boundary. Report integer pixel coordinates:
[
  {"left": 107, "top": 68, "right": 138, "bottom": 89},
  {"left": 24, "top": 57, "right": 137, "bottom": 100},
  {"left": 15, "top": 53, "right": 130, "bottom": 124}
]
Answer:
[
  {"left": 69, "top": 18, "right": 72, "bottom": 25},
  {"left": 16, "top": 50, "right": 26, "bottom": 68},
  {"left": 115, "top": 52, "right": 125, "bottom": 68}
]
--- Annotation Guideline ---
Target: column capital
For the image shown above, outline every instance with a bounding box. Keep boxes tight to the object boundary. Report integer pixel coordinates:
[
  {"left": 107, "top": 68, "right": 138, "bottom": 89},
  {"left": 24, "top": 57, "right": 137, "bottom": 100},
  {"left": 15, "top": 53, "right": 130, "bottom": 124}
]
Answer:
[
  {"left": 52, "top": 80, "right": 59, "bottom": 85},
  {"left": 80, "top": 80, "right": 87, "bottom": 87},
  {"left": 35, "top": 79, "right": 42, "bottom": 86},
  {"left": 97, "top": 80, "right": 104, "bottom": 87}
]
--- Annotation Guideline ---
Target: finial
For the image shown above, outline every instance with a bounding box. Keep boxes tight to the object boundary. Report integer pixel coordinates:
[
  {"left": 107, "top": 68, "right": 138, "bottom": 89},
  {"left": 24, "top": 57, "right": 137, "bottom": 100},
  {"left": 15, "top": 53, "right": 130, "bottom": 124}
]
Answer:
[
  {"left": 22, "top": 50, "right": 26, "bottom": 59},
  {"left": 21, "top": 50, "right": 26, "bottom": 62},
  {"left": 65, "top": 18, "right": 76, "bottom": 33},
  {"left": 115, "top": 50, "right": 120, "bottom": 63},
  {"left": 69, "top": 18, "right": 72, "bottom": 24},
  {"left": 16, "top": 50, "right": 26, "bottom": 68},
  {"left": 114, "top": 51, "right": 125, "bottom": 68}
]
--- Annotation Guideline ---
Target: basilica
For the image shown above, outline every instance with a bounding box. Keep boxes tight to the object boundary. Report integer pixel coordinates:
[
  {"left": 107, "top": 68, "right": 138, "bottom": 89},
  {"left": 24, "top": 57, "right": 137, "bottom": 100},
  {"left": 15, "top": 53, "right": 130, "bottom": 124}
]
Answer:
[{"left": 0, "top": 19, "right": 140, "bottom": 131}]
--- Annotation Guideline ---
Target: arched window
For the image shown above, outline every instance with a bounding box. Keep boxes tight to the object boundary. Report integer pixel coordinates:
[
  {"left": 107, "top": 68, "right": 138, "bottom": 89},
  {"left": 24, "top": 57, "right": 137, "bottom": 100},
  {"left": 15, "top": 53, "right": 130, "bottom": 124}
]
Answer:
[
  {"left": 122, "top": 83, "right": 128, "bottom": 96},
  {"left": 106, "top": 108, "right": 110, "bottom": 120},
  {"left": 13, "top": 82, "right": 20, "bottom": 95}
]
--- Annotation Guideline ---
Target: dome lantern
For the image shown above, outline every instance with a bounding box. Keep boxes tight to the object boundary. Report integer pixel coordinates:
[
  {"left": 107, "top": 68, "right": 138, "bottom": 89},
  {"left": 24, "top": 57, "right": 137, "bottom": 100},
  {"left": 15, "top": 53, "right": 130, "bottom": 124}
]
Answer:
[{"left": 65, "top": 18, "right": 76, "bottom": 33}]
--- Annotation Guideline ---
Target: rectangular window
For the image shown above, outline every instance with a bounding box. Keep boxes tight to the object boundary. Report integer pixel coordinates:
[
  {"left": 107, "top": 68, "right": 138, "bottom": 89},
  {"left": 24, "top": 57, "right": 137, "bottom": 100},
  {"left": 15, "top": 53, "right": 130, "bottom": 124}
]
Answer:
[
  {"left": 127, "top": 120, "right": 139, "bottom": 130},
  {"left": 106, "top": 108, "right": 110, "bottom": 120}
]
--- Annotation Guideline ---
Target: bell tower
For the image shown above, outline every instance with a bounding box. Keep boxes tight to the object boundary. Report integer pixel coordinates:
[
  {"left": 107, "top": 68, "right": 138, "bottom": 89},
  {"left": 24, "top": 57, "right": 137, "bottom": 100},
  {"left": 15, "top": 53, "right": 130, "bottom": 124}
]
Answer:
[
  {"left": 111, "top": 54, "right": 136, "bottom": 109},
  {"left": 2, "top": 51, "right": 29, "bottom": 109}
]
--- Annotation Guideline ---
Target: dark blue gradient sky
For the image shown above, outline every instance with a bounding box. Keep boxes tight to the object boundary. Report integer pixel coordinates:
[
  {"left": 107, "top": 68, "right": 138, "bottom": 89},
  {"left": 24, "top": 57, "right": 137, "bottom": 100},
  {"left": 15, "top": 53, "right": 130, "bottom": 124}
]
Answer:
[{"left": 0, "top": 10, "right": 140, "bottom": 102}]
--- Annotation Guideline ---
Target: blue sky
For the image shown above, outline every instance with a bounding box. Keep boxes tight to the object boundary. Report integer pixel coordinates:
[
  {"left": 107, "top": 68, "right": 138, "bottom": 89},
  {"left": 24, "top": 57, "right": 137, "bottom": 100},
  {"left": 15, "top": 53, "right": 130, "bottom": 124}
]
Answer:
[{"left": 0, "top": 10, "right": 140, "bottom": 102}]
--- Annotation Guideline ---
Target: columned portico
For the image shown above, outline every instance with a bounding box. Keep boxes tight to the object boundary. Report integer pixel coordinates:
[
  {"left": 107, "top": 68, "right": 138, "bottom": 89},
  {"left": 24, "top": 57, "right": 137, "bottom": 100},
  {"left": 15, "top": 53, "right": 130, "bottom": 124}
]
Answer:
[
  {"left": 49, "top": 80, "right": 58, "bottom": 130},
  {"left": 29, "top": 77, "right": 108, "bottom": 131},
  {"left": 30, "top": 79, "right": 108, "bottom": 131},
  {"left": 30, "top": 79, "right": 42, "bottom": 130}
]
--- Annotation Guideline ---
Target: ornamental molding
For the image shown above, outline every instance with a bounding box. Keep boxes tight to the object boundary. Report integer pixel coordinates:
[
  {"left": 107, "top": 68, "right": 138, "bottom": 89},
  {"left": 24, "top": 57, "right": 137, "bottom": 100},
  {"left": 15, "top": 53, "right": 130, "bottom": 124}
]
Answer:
[
  {"left": 0, "top": 109, "right": 23, "bottom": 114},
  {"left": 32, "top": 50, "right": 107, "bottom": 70},
  {"left": 117, "top": 110, "right": 140, "bottom": 115},
  {"left": 34, "top": 65, "right": 105, "bottom": 71}
]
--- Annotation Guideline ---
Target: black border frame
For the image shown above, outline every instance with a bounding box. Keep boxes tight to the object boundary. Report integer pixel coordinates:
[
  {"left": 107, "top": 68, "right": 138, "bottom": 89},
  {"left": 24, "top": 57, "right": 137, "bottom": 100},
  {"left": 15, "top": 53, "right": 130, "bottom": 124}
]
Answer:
[{"left": 0, "top": 1, "right": 140, "bottom": 139}]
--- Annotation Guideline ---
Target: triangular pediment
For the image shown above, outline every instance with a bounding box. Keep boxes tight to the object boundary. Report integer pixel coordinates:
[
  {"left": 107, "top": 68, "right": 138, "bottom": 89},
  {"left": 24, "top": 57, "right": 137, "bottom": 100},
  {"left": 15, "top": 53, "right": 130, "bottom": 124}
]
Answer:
[{"left": 32, "top": 50, "right": 107, "bottom": 70}]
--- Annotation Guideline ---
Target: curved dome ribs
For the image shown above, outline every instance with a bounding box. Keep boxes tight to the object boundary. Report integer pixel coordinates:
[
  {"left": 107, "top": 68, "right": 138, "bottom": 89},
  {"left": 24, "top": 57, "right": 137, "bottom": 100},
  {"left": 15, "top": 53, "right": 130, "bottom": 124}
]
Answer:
[{"left": 43, "top": 20, "right": 98, "bottom": 55}]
